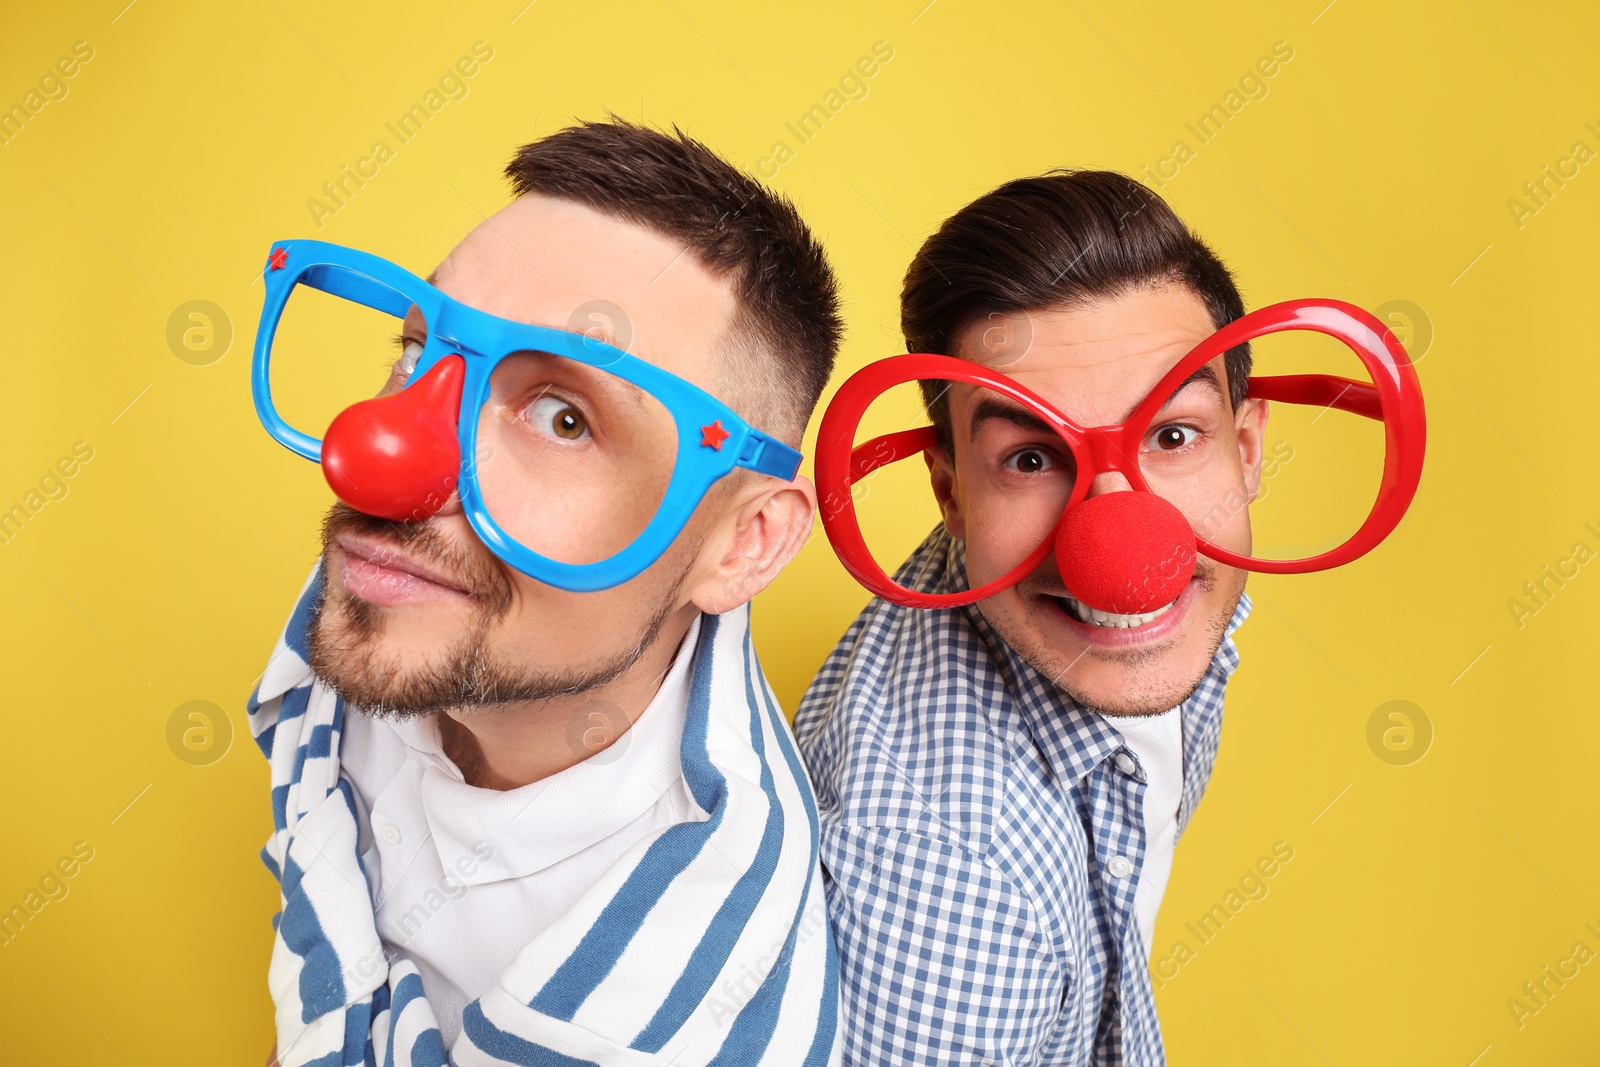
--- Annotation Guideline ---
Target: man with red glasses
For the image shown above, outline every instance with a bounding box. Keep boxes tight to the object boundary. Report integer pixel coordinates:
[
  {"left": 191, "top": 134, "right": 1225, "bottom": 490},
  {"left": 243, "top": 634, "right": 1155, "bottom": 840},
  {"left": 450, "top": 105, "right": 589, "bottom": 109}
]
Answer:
[
  {"left": 795, "top": 171, "right": 1269, "bottom": 1065},
  {"left": 248, "top": 121, "right": 844, "bottom": 1066}
]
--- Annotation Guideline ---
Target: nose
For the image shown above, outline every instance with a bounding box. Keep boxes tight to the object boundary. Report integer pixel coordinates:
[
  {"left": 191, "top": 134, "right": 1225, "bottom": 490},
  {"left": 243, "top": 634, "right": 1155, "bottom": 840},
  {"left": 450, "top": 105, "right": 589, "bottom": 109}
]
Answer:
[
  {"left": 1056, "top": 490, "right": 1196, "bottom": 614},
  {"left": 320, "top": 355, "right": 464, "bottom": 522},
  {"left": 1083, "top": 470, "right": 1135, "bottom": 497}
]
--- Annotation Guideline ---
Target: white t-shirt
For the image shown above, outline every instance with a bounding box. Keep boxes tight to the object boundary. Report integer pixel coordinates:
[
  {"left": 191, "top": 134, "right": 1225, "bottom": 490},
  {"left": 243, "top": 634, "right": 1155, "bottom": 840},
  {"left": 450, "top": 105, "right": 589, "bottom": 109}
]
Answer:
[
  {"left": 1110, "top": 706, "right": 1185, "bottom": 961},
  {"left": 338, "top": 616, "right": 702, "bottom": 1048}
]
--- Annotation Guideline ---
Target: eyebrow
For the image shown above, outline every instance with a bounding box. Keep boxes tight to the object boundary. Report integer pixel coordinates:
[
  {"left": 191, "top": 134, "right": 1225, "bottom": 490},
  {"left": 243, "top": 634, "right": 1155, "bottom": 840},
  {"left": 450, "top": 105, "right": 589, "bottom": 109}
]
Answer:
[
  {"left": 1118, "top": 362, "right": 1225, "bottom": 423},
  {"left": 968, "top": 395, "right": 1055, "bottom": 442},
  {"left": 966, "top": 362, "right": 1227, "bottom": 441}
]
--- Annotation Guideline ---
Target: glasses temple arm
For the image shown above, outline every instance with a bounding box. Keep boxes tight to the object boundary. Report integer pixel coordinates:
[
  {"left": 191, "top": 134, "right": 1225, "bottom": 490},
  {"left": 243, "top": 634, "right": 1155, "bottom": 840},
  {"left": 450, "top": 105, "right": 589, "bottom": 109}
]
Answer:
[
  {"left": 737, "top": 431, "right": 804, "bottom": 481},
  {"left": 1246, "top": 374, "right": 1383, "bottom": 420},
  {"left": 848, "top": 427, "right": 941, "bottom": 481}
]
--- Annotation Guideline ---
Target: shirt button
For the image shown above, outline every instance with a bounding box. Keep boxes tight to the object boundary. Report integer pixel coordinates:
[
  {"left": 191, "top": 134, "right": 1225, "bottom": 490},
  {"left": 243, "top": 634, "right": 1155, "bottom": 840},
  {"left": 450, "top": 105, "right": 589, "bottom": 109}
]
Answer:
[
  {"left": 1107, "top": 855, "right": 1135, "bottom": 879},
  {"left": 379, "top": 824, "right": 402, "bottom": 846},
  {"left": 1114, "top": 752, "right": 1138, "bottom": 776}
]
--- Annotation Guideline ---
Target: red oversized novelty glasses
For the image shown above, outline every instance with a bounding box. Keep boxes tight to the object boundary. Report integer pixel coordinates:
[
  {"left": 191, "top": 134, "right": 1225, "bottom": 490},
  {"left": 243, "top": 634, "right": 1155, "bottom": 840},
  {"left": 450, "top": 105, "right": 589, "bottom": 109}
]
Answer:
[{"left": 815, "top": 299, "right": 1426, "bottom": 612}]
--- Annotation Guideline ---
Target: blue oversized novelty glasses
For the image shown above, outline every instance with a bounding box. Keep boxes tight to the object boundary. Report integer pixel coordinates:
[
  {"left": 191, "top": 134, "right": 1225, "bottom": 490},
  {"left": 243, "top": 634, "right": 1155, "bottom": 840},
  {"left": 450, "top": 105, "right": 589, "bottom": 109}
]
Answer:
[{"left": 251, "top": 239, "right": 801, "bottom": 592}]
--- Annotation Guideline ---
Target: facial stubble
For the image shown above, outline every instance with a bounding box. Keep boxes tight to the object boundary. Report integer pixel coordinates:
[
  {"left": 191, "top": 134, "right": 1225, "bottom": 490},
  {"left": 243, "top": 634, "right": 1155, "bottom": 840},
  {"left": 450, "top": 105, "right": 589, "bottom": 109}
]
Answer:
[
  {"left": 990, "top": 559, "right": 1243, "bottom": 718},
  {"left": 306, "top": 504, "right": 688, "bottom": 722}
]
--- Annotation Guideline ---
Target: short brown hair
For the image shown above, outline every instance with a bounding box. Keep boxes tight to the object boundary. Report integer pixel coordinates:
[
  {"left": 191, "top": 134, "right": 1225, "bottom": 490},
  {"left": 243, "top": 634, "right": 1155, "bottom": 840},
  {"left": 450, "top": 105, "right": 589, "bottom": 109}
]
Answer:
[
  {"left": 902, "top": 169, "right": 1252, "bottom": 452},
  {"left": 504, "top": 118, "right": 842, "bottom": 446}
]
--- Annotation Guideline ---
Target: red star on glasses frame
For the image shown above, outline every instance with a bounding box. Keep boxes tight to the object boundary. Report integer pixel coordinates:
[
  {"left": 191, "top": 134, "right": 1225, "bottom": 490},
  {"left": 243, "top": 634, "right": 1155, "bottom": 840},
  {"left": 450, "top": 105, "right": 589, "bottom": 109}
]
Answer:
[{"left": 700, "top": 420, "right": 731, "bottom": 450}]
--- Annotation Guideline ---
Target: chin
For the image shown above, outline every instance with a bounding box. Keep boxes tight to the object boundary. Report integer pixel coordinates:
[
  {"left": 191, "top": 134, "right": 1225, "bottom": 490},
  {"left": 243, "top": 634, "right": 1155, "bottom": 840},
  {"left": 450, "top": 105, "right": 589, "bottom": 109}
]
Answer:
[
  {"left": 313, "top": 584, "right": 443, "bottom": 679},
  {"left": 980, "top": 567, "right": 1242, "bottom": 717},
  {"left": 1059, "top": 659, "right": 1208, "bottom": 717}
]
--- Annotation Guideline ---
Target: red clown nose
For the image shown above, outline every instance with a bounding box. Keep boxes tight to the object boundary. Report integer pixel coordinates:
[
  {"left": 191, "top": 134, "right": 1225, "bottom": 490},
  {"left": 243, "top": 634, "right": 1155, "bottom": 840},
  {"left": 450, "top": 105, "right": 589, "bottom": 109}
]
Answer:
[
  {"left": 1056, "top": 491, "right": 1197, "bottom": 615},
  {"left": 320, "top": 355, "right": 465, "bottom": 522}
]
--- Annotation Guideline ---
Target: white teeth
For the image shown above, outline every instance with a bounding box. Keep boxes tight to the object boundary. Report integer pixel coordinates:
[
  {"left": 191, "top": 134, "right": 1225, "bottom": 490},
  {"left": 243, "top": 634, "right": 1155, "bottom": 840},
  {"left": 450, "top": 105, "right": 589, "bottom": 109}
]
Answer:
[{"left": 1059, "top": 596, "right": 1172, "bottom": 629}]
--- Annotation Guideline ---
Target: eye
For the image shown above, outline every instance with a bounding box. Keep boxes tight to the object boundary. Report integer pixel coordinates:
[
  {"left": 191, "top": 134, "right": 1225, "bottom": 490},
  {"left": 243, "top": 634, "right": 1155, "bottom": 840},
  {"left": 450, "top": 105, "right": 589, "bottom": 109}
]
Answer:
[
  {"left": 527, "top": 394, "right": 590, "bottom": 441},
  {"left": 1004, "top": 447, "right": 1057, "bottom": 475},
  {"left": 393, "top": 340, "right": 424, "bottom": 383},
  {"left": 1147, "top": 424, "right": 1199, "bottom": 452}
]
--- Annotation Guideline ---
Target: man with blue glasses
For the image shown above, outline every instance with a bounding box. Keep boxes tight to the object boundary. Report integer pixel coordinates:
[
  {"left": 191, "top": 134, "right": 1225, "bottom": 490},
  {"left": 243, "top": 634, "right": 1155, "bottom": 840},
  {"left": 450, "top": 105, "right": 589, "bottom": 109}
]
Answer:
[{"left": 247, "top": 120, "right": 843, "bottom": 1066}]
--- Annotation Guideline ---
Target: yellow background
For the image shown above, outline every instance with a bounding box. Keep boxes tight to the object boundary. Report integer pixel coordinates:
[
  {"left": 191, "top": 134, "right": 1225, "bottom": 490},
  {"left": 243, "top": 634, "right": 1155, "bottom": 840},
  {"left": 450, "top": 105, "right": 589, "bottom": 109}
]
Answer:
[{"left": 3, "top": 0, "right": 1596, "bottom": 1062}]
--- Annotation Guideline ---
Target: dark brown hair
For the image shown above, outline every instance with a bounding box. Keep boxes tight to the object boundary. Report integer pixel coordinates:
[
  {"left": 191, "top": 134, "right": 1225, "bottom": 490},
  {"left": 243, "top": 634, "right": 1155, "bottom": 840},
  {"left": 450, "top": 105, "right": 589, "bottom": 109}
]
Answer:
[
  {"left": 902, "top": 169, "right": 1252, "bottom": 452},
  {"left": 504, "top": 118, "right": 842, "bottom": 445}
]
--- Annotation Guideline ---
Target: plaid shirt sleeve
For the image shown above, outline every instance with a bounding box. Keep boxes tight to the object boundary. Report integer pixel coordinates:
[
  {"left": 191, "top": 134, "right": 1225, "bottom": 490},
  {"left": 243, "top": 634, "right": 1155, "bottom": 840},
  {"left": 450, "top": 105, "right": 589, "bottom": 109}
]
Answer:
[{"left": 823, "top": 823, "right": 1062, "bottom": 1066}]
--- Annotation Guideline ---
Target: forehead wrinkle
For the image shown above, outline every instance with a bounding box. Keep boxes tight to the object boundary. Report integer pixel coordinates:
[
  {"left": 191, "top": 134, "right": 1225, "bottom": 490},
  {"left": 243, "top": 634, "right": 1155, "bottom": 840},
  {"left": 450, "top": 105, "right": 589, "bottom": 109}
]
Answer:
[
  {"left": 425, "top": 196, "right": 741, "bottom": 405},
  {"left": 430, "top": 258, "right": 626, "bottom": 348},
  {"left": 999, "top": 328, "right": 1202, "bottom": 375},
  {"left": 437, "top": 251, "right": 654, "bottom": 355},
  {"left": 429, "top": 249, "right": 552, "bottom": 329},
  {"left": 992, "top": 330, "right": 1217, "bottom": 424},
  {"left": 968, "top": 333, "right": 1198, "bottom": 414}
]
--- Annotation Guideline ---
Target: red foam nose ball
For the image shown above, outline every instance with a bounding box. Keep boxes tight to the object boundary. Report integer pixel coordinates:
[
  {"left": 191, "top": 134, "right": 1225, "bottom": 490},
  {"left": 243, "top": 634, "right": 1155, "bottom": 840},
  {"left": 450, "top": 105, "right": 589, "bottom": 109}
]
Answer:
[
  {"left": 320, "top": 355, "right": 465, "bottom": 522},
  {"left": 1057, "top": 491, "right": 1197, "bottom": 614}
]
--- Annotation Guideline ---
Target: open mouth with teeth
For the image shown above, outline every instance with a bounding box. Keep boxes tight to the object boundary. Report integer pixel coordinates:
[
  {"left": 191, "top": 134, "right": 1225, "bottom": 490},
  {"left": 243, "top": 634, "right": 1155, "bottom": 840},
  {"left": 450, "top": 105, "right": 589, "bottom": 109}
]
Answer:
[{"left": 1049, "top": 594, "right": 1175, "bottom": 629}]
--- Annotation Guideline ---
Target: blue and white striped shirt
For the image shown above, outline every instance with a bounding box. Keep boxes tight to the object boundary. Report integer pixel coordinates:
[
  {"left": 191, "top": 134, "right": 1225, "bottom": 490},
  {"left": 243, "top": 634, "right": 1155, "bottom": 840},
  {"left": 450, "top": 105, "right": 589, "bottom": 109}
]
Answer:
[
  {"left": 248, "top": 565, "right": 841, "bottom": 1066},
  {"left": 794, "top": 528, "right": 1250, "bottom": 1066}
]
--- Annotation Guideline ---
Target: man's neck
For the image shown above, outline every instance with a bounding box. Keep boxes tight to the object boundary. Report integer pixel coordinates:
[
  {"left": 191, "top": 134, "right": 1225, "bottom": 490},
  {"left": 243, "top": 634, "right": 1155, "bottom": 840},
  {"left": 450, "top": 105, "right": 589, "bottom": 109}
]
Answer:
[{"left": 436, "top": 607, "right": 699, "bottom": 791}]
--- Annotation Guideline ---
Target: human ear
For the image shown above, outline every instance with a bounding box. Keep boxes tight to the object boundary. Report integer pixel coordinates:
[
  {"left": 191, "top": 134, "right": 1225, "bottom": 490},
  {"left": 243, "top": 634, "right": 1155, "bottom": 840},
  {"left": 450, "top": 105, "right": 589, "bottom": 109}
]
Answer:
[
  {"left": 688, "top": 474, "right": 819, "bottom": 615},
  {"left": 1236, "top": 397, "right": 1269, "bottom": 502},
  {"left": 925, "top": 443, "right": 967, "bottom": 540}
]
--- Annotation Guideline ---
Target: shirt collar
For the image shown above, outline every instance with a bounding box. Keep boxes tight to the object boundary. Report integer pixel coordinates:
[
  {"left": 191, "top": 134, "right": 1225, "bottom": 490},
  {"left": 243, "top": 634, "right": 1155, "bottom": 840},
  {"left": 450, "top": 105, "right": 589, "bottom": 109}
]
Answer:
[
  {"left": 251, "top": 564, "right": 326, "bottom": 711},
  {"left": 380, "top": 613, "right": 703, "bottom": 886}
]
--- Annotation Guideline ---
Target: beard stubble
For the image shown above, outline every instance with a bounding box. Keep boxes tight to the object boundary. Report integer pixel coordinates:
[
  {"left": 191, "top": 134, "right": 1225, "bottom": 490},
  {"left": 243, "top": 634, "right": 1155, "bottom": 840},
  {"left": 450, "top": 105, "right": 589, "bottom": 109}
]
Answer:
[
  {"left": 306, "top": 503, "right": 686, "bottom": 722},
  {"left": 989, "top": 557, "right": 1242, "bottom": 718}
]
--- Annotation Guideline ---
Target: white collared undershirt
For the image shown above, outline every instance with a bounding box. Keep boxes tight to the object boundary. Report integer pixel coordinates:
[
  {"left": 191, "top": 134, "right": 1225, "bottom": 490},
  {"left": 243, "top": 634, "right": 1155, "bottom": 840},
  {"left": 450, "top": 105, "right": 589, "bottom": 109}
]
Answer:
[
  {"left": 1110, "top": 705, "right": 1185, "bottom": 962},
  {"left": 337, "top": 615, "right": 703, "bottom": 1048}
]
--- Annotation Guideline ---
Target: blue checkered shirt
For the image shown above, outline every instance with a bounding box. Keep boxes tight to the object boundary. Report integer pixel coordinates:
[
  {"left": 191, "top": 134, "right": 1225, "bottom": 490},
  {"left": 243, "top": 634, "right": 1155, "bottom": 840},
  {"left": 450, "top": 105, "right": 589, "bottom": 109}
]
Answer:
[{"left": 793, "top": 527, "right": 1251, "bottom": 1066}]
